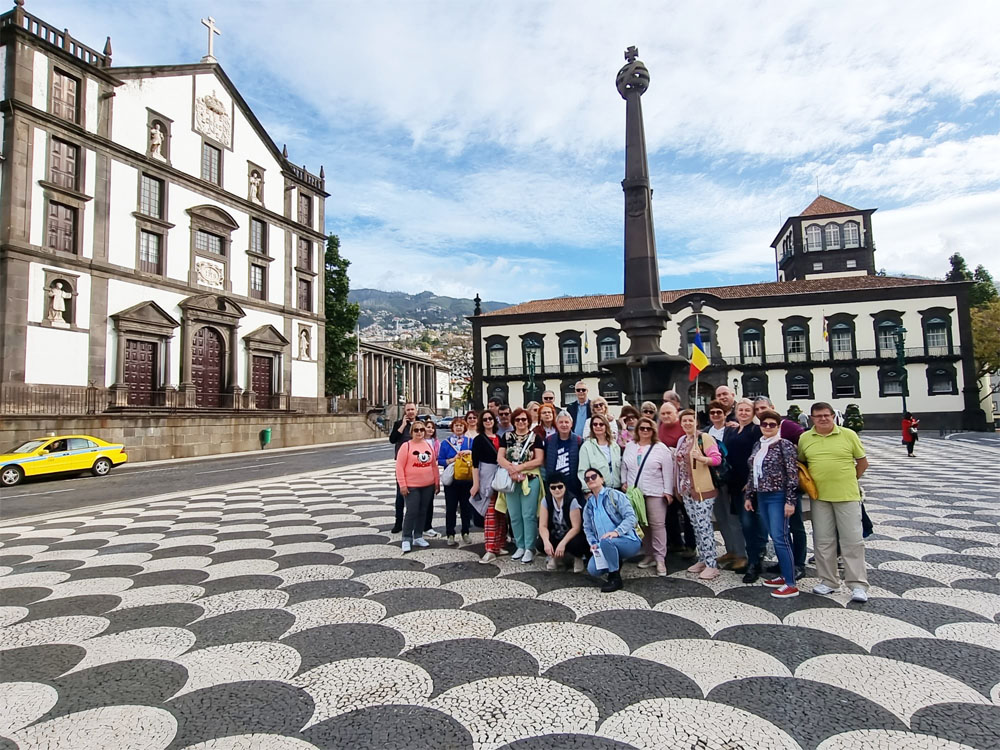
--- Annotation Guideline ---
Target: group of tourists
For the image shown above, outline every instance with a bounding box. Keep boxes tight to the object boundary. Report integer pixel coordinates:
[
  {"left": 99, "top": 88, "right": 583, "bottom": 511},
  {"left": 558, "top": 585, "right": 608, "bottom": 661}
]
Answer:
[{"left": 391, "top": 380, "right": 871, "bottom": 601}]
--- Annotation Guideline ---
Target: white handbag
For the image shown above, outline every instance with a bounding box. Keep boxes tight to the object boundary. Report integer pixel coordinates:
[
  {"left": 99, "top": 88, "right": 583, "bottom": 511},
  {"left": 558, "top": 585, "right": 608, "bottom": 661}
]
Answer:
[
  {"left": 491, "top": 467, "right": 515, "bottom": 493},
  {"left": 442, "top": 463, "right": 455, "bottom": 486}
]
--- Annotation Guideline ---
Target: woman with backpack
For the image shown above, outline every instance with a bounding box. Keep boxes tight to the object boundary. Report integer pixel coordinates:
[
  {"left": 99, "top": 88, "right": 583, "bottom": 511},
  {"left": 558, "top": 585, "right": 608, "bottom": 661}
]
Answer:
[
  {"left": 621, "top": 416, "right": 674, "bottom": 577},
  {"left": 743, "top": 408, "right": 800, "bottom": 598},
  {"left": 438, "top": 417, "right": 474, "bottom": 546},
  {"left": 577, "top": 415, "right": 622, "bottom": 490},
  {"left": 536, "top": 474, "right": 588, "bottom": 573},
  {"left": 582, "top": 467, "right": 642, "bottom": 592},
  {"left": 674, "top": 408, "right": 724, "bottom": 580}
]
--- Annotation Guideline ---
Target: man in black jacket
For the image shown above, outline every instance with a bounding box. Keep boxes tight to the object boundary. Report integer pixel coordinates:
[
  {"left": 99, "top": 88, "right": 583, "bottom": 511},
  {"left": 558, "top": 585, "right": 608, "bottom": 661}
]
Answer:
[
  {"left": 565, "top": 381, "right": 591, "bottom": 438},
  {"left": 389, "top": 402, "right": 418, "bottom": 533}
]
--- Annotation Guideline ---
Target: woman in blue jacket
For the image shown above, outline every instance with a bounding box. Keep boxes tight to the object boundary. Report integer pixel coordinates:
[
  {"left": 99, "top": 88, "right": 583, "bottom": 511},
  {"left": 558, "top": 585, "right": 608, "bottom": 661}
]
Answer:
[
  {"left": 438, "top": 418, "right": 474, "bottom": 546},
  {"left": 582, "top": 467, "right": 642, "bottom": 592}
]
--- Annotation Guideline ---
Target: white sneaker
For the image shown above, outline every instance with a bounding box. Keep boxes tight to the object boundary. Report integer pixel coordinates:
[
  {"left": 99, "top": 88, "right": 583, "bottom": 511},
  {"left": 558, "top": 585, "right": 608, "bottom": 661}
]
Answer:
[
  {"left": 412, "top": 537, "right": 430, "bottom": 548},
  {"left": 401, "top": 541, "right": 412, "bottom": 553},
  {"left": 462, "top": 533, "right": 472, "bottom": 545},
  {"left": 851, "top": 587, "right": 868, "bottom": 603},
  {"left": 424, "top": 529, "right": 441, "bottom": 538},
  {"left": 522, "top": 549, "right": 535, "bottom": 564},
  {"left": 447, "top": 535, "right": 458, "bottom": 547},
  {"left": 497, "top": 547, "right": 510, "bottom": 556},
  {"left": 479, "top": 552, "right": 497, "bottom": 564},
  {"left": 512, "top": 548, "right": 525, "bottom": 560},
  {"left": 546, "top": 556, "right": 557, "bottom": 570},
  {"left": 812, "top": 583, "right": 837, "bottom": 595},
  {"left": 573, "top": 557, "right": 586, "bottom": 573}
]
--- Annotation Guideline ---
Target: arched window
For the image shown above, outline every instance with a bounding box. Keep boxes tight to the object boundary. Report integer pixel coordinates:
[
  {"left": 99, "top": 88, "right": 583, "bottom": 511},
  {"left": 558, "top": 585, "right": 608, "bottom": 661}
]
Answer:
[
  {"left": 786, "top": 371, "right": 813, "bottom": 400},
  {"left": 784, "top": 324, "right": 807, "bottom": 361},
  {"left": 558, "top": 331, "right": 582, "bottom": 373},
  {"left": 828, "top": 320, "right": 856, "bottom": 360},
  {"left": 877, "top": 320, "right": 900, "bottom": 358},
  {"left": 686, "top": 326, "right": 712, "bottom": 359},
  {"left": 805, "top": 225, "right": 822, "bottom": 252},
  {"left": 824, "top": 223, "right": 841, "bottom": 249},
  {"left": 741, "top": 327, "right": 762, "bottom": 362},
  {"left": 843, "top": 222, "right": 860, "bottom": 248}
]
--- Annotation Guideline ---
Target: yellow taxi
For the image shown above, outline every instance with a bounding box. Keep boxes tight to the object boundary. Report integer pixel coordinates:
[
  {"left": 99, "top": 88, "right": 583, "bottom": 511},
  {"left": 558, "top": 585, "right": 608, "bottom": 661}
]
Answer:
[{"left": 0, "top": 435, "right": 128, "bottom": 487}]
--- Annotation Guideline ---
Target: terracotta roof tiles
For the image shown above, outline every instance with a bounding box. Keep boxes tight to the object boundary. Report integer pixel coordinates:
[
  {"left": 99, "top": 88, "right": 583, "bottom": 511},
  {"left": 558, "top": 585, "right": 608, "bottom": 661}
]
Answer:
[
  {"left": 480, "top": 275, "right": 947, "bottom": 317},
  {"left": 799, "top": 195, "right": 859, "bottom": 216}
]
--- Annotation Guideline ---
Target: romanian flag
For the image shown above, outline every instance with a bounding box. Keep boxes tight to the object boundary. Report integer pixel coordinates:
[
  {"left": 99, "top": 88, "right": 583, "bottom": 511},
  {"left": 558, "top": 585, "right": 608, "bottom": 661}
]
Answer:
[{"left": 689, "top": 329, "right": 709, "bottom": 381}]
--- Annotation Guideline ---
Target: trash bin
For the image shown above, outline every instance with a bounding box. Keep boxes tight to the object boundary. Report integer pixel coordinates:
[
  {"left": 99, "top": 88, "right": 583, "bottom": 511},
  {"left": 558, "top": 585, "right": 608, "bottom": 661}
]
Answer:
[{"left": 259, "top": 428, "right": 272, "bottom": 449}]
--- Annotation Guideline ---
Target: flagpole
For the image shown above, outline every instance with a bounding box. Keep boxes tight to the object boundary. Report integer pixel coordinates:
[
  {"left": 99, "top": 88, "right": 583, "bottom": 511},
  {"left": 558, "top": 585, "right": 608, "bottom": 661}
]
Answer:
[{"left": 693, "top": 312, "right": 700, "bottom": 411}]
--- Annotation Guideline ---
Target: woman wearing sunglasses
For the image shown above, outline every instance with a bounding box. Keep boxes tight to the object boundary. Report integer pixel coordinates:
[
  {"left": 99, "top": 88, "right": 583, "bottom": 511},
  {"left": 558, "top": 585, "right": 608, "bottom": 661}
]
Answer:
[
  {"left": 621, "top": 416, "right": 674, "bottom": 576},
  {"left": 674, "top": 408, "right": 723, "bottom": 580},
  {"left": 497, "top": 407, "right": 544, "bottom": 563},
  {"left": 583, "top": 397, "right": 620, "bottom": 442},
  {"left": 582, "top": 467, "right": 641, "bottom": 592},
  {"left": 472, "top": 410, "right": 506, "bottom": 563},
  {"left": 617, "top": 405, "right": 641, "bottom": 449},
  {"left": 578, "top": 414, "right": 622, "bottom": 491},
  {"left": 744, "top": 409, "right": 801, "bottom": 598},
  {"left": 394, "top": 422, "right": 441, "bottom": 553},
  {"left": 537, "top": 474, "right": 588, "bottom": 572}
]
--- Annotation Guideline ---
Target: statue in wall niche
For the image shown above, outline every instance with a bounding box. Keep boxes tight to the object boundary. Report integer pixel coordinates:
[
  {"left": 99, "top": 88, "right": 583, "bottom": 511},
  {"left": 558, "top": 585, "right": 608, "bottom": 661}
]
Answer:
[
  {"left": 47, "top": 281, "right": 72, "bottom": 327},
  {"left": 149, "top": 122, "right": 166, "bottom": 160},
  {"left": 249, "top": 171, "right": 263, "bottom": 204},
  {"left": 299, "top": 328, "right": 310, "bottom": 360}
]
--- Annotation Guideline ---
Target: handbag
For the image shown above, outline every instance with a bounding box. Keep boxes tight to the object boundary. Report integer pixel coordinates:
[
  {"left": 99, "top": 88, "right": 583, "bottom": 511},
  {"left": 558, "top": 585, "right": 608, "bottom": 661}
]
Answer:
[
  {"left": 624, "top": 445, "right": 652, "bottom": 528},
  {"left": 491, "top": 468, "right": 516, "bottom": 494},
  {"left": 797, "top": 460, "right": 819, "bottom": 500},
  {"left": 698, "top": 434, "right": 731, "bottom": 488},
  {"left": 442, "top": 463, "right": 455, "bottom": 486}
]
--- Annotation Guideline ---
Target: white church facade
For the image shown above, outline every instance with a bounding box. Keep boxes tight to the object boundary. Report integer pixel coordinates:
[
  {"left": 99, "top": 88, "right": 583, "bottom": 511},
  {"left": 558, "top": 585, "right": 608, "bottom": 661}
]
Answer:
[{"left": 0, "top": 4, "right": 328, "bottom": 414}]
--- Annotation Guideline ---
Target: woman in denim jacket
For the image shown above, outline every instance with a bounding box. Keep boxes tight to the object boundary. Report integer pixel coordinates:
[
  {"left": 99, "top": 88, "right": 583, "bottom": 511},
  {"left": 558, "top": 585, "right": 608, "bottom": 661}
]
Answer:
[
  {"left": 582, "top": 467, "right": 641, "bottom": 593},
  {"left": 744, "top": 408, "right": 801, "bottom": 599}
]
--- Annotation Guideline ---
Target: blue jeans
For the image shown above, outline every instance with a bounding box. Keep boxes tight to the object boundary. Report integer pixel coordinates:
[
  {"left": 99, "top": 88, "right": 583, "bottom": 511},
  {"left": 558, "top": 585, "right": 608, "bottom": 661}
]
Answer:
[
  {"left": 758, "top": 491, "right": 795, "bottom": 585},
  {"left": 506, "top": 476, "right": 541, "bottom": 551},
  {"left": 587, "top": 535, "right": 642, "bottom": 576},
  {"left": 738, "top": 486, "right": 767, "bottom": 564}
]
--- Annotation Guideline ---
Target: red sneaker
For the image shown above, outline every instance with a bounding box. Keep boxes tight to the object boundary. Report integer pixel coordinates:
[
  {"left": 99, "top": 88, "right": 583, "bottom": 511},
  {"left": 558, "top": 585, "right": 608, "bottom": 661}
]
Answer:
[
  {"left": 771, "top": 584, "right": 799, "bottom": 598},
  {"left": 763, "top": 577, "right": 785, "bottom": 588}
]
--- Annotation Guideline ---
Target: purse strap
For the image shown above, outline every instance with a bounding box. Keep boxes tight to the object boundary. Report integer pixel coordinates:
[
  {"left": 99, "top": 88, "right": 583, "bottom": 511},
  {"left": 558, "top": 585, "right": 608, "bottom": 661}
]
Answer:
[{"left": 634, "top": 444, "right": 652, "bottom": 485}]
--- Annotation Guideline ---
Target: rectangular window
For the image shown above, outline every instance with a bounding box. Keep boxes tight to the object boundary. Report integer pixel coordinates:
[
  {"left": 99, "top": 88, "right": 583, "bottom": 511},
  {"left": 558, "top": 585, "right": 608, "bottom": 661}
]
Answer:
[
  {"left": 742, "top": 338, "right": 761, "bottom": 358},
  {"left": 926, "top": 326, "right": 948, "bottom": 349},
  {"left": 786, "top": 333, "right": 806, "bottom": 355},
  {"left": 813, "top": 262, "right": 823, "bottom": 271},
  {"left": 250, "top": 219, "right": 267, "bottom": 256},
  {"left": 884, "top": 379, "right": 903, "bottom": 395},
  {"left": 488, "top": 347, "right": 505, "bottom": 374},
  {"left": 249, "top": 264, "right": 266, "bottom": 300},
  {"left": 46, "top": 202, "right": 76, "bottom": 253},
  {"left": 51, "top": 70, "right": 79, "bottom": 122},
  {"left": 49, "top": 138, "right": 79, "bottom": 189},
  {"left": 600, "top": 342, "right": 617, "bottom": 361},
  {"left": 201, "top": 143, "right": 221, "bottom": 184},
  {"left": 195, "top": 230, "right": 223, "bottom": 256},
  {"left": 846, "top": 259, "right": 858, "bottom": 269},
  {"left": 298, "top": 192, "right": 312, "bottom": 226},
  {"left": 878, "top": 329, "right": 897, "bottom": 354},
  {"left": 297, "top": 277, "right": 311, "bottom": 311},
  {"left": 139, "top": 174, "right": 163, "bottom": 218},
  {"left": 844, "top": 223, "right": 860, "bottom": 248},
  {"left": 834, "top": 382, "right": 858, "bottom": 398},
  {"left": 789, "top": 382, "right": 811, "bottom": 399},
  {"left": 139, "top": 230, "right": 162, "bottom": 274},
  {"left": 562, "top": 343, "right": 580, "bottom": 371},
  {"left": 831, "top": 331, "right": 852, "bottom": 353},
  {"left": 297, "top": 237, "right": 312, "bottom": 269}
]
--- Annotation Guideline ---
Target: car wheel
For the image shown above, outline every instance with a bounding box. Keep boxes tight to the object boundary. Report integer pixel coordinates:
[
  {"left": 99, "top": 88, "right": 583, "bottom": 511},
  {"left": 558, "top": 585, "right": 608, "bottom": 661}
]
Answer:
[
  {"left": 92, "top": 457, "right": 113, "bottom": 477},
  {"left": 1, "top": 465, "right": 24, "bottom": 487}
]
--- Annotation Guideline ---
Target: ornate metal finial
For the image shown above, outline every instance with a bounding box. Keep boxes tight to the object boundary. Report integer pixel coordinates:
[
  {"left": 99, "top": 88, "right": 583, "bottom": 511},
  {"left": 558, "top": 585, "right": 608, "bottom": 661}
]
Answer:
[
  {"left": 200, "top": 16, "right": 221, "bottom": 63},
  {"left": 616, "top": 44, "right": 649, "bottom": 99},
  {"left": 473, "top": 294, "right": 482, "bottom": 316}
]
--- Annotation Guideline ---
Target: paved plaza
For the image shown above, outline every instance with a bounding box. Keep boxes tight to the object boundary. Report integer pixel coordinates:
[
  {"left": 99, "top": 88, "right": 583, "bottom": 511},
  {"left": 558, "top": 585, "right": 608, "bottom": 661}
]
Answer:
[{"left": 1, "top": 435, "right": 999, "bottom": 750}]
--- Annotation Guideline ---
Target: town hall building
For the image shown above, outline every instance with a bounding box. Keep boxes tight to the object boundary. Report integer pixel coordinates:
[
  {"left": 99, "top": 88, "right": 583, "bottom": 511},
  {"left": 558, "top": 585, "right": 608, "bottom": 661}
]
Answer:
[
  {"left": 0, "top": 4, "right": 328, "bottom": 414},
  {"left": 472, "top": 197, "right": 986, "bottom": 431}
]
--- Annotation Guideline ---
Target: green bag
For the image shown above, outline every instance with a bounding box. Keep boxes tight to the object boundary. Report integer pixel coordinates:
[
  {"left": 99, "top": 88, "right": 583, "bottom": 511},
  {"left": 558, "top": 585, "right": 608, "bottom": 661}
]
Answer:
[{"left": 626, "top": 485, "right": 648, "bottom": 528}]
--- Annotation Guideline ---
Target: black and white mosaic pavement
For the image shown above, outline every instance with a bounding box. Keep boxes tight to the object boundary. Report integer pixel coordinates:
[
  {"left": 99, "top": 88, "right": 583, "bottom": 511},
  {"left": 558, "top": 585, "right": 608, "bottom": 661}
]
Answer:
[{"left": 1, "top": 435, "right": 999, "bottom": 749}]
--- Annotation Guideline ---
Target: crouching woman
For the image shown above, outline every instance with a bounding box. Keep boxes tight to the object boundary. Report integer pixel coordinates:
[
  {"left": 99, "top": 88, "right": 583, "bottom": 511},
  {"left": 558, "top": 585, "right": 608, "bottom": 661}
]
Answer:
[
  {"left": 582, "top": 468, "right": 642, "bottom": 593},
  {"left": 537, "top": 474, "right": 588, "bottom": 573}
]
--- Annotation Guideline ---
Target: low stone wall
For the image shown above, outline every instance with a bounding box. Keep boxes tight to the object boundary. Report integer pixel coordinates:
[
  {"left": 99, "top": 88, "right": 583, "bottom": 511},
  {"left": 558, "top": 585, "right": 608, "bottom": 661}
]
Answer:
[{"left": 0, "top": 413, "right": 378, "bottom": 463}]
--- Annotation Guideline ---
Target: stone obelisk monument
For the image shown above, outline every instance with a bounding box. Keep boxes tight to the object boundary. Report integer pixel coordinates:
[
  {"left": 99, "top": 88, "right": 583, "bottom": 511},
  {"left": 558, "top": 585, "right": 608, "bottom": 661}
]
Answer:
[{"left": 601, "top": 46, "right": 687, "bottom": 403}]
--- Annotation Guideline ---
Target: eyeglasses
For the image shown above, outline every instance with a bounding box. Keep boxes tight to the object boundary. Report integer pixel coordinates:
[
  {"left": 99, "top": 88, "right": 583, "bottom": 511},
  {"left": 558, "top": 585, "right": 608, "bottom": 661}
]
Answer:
[
  {"left": 481, "top": 416, "right": 494, "bottom": 422},
  {"left": 709, "top": 410, "right": 723, "bottom": 415},
  {"left": 593, "top": 422, "right": 606, "bottom": 428},
  {"left": 575, "top": 388, "right": 587, "bottom": 392},
  {"left": 548, "top": 483, "right": 565, "bottom": 490},
  {"left": 761, "top": 421, "right": 779, "bottom": 428},
  {"left": 513, "top": 417, "right": 529, "bottom": 423},
  {"left": 584, "top": 474, "right": 600, "bottom": 482},
  {"left": 499, "top": 411, "right": 511, "bottom": 417},
  {"left": 813, "top": 413, "right": 834, "bottom": 419},
  {"left": 638, "top": 426, "right": 653, "bottom": 432},
  {"left": 411, "top": 428, "right": 426, "bottom": 434}
]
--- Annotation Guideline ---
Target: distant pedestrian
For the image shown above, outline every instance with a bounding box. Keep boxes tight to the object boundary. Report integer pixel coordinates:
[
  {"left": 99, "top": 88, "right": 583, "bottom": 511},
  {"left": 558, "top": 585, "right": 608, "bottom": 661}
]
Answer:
[
  {"left": 675, "top": 409, "right": 723, "bottom": 580},
  {"left": 537, "top": 475, "right": 588, "bottom": 572},
  {"left": 394, "top": 421, "right": 440, "bottom": 553},
  {"left": 799, "top": 402, "right": 870, "bottom": 602},
  {"left": 472, "top": 410, "right": 505, "bottom": 563},
  {"left": 582, "top": 468, "right": 642, "bottom": 592},
  {"left": 902, "top": 412, "right": 919, "bottom": 457}
]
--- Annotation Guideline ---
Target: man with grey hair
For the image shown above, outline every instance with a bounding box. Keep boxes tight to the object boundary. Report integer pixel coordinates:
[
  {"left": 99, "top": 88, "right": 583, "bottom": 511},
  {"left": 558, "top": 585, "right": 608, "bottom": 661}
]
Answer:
[
  {"left": 662, "top": 390, "right": 682, "bottom": 409},
  {"left": 566, "top": 381, "right": 591, "bottom": 438},
  {"left": 754, "top": 396, "right": 804, "bottom": 443},
  {"left": 541, "top": 389, "right": 557, "bottom": 406},
  {"left": 545, "top": 410, "right": 583, "bottom": 497},
  {"left": 715, "top": 385, "right": 738, "bottom": 424}
]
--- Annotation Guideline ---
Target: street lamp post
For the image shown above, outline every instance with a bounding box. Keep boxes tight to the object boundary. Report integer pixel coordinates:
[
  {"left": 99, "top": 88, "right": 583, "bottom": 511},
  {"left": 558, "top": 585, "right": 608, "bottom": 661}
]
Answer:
[
  {"left": 526, "top": 346, "right": 538, "bottom": 397},
  {"left": 894, "top": 326, "right": 908, "bottom": 415},
  {"left": 393, "top": 360, "right": 404, "bottom": 405}
]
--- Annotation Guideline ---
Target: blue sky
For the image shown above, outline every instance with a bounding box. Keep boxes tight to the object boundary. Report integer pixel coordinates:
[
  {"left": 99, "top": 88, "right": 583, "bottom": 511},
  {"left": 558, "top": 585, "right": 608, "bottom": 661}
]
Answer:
[{"left": 36, "top": 0, "right": 1000, "bottom": 302}]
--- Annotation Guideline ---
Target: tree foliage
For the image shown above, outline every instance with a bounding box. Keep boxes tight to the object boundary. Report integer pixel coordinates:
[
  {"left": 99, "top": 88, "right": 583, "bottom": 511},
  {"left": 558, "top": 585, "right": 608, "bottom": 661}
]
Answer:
[
  {"left": 971, "top": 300, "right": 1000, "bottom": 396},
  {"left": 323, "top": 234, "right": 360, "bottom": 396},
  {"left": 945, "top": 252, "right": 972, "bottom": 282},
  {"left": 971, "top": 265, "right": 999, "bottom": 308}
]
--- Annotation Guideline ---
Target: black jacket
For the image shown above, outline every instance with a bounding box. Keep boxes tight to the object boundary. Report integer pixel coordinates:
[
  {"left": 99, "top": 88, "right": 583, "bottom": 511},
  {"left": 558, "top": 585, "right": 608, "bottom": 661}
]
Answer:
[
  {"left": 565, "top": 401, "right": 591, "bottom": 432},
  {"left": 389, "top": 418, "right": 412, "bottom": 457}
]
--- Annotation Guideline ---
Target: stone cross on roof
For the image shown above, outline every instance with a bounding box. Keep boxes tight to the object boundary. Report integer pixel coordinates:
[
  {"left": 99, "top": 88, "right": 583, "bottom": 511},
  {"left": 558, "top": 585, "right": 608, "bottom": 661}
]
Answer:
[{"left": 201, "top": 16, "right": 221, "bottom": 63}]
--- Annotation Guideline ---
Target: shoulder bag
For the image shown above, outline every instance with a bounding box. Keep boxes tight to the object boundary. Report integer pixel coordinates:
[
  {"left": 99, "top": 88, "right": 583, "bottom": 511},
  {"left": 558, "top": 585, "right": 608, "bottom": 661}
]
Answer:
[
  {"left": 492, "top": 433, "right": 533, "bottom": 494},
  {"left": 792, "top": 443, "right": 819, "bottom": 500},
  {"left": 698, "top": 434, "right": 731, "bottom": 488},
  {"left": 624, "top": 446, "right": 650, "bottom": 530}
]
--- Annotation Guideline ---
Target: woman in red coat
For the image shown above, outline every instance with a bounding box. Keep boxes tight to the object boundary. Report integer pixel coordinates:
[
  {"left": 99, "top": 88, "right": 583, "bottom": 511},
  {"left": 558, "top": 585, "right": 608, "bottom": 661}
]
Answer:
[{"left": 901, "top": 412, "right": 919, "bottom": 457}]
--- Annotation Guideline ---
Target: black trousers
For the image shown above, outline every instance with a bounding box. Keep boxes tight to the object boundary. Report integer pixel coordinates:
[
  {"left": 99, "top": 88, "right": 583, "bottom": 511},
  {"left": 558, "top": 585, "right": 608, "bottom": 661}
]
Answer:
[
  {"left": 535, "top": 530, "right": 589, "bottom": 559},
  {"left": 666, "top": 500, "right": 696, "bottom": 549},
  {"left": 395, "top": 484, "right": 405, "bottom": 529},
  {"left": 445, "top": 480, "right": 473, "bottom": 535}
]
